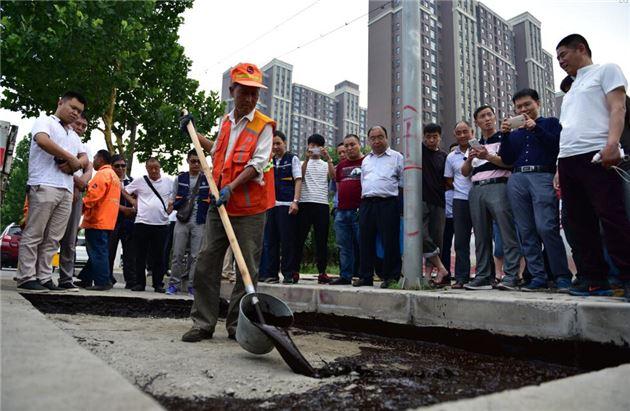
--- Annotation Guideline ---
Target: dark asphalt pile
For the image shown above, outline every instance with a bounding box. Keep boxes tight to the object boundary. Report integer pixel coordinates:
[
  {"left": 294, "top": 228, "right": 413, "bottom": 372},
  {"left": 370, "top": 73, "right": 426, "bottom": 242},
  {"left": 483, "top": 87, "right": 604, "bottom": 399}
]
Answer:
[{"left": 154, "top": 330, "right": 583, "bottom": 411}]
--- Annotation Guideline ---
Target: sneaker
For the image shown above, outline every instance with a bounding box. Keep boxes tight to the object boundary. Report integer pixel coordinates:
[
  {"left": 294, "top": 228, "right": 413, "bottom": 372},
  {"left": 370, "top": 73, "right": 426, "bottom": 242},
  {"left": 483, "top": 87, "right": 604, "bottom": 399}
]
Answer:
[
  {"left": 165, "top": 285, "right": 179, "bottom": 295},
  {"left": 17, "top": 280, "right": 48, "bottom": 293},
  {"left": 264, "top": 277, "right": 280, "bottom": 284},
  {"left": 330, "top": 277, "right": 351, "bottom": 285},
  {"left": 318, "top": 273, "right": 332, "bottom": 284},
  {"left": 464, "top": 277, "right": 493, "bottom": 290},
  {"left": 451, "top": 281, "right": 466, "bottom": 289},
  {"left": 85, "top": 284, "right": 113, "bottom": 291},
  {"left": 496, "top": 278, "right": 519, "bottom": 291},
  {"left": 188, "top": 286, "right": 195, "bottom": 296},
  {"left": 75, "top": 280, "right": 93, "bottom": 289},
  {"left": 521, "top": 279, "right": 549, "bottom": 293},
  {"left": 40, "top": 280, "right": 64, "bottom": 293},
  {"left": 292, "top": 272, "right": 300, "bottom": 284},
  {"left": 569, "top": 281, "right": 613, "bottom": 297},
  {"left": 58, "top": 281, "right": 80, "bottom": 292},
  {"left": 555, "top": 277, "right": 572, "bottom": 294},
  {"left": 181, "top": 328, "right": 213, "bottom": 342}
]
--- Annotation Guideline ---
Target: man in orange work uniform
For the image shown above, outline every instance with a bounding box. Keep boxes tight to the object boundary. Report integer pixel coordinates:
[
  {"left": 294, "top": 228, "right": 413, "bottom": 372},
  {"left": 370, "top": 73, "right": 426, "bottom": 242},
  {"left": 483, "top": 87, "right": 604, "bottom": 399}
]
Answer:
[
  {"left": 180, "top": 62, "right": 275, "bottom": 342},
  {"left": 77, "top": 150, "right": 121, "bottom": 291}
]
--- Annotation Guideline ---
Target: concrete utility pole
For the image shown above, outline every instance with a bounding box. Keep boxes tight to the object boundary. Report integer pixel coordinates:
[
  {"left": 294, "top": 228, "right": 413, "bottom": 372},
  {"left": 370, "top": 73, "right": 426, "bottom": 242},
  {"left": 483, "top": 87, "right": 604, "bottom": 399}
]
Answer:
[{"left": 399, "top": 0, "right": 427, "bottom": 290}]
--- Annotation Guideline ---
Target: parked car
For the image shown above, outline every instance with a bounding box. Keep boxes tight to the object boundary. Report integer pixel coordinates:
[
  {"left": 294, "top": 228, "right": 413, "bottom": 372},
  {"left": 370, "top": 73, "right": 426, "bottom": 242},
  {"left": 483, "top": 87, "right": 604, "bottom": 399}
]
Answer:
[
  {"left": 75, "top": 229, "right": 88, "bottom": 268},
  {"left": 1, "top": 223, "right": 22, "bottom": 268}
]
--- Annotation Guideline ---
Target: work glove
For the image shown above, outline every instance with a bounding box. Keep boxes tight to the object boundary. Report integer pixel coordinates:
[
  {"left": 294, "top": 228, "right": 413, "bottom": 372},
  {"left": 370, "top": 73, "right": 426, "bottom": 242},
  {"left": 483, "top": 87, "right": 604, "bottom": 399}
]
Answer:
[
  {"left": 179, "top": 113, "right": 195, "bottom": 135},
  {"left": 211, "top": 186, "right": 232, "bottom": 207}
]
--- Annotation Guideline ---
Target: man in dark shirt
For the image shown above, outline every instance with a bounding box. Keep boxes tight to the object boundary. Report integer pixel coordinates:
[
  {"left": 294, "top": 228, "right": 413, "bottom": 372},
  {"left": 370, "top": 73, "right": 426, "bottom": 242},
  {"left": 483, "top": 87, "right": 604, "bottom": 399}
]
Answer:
[
  {"left": 422, "top": 123, "right": 449, "bottom": 284},
  {"left": 331, "top": 134, "right": 364, "bottom": 285},
  {"left": 499, "top": 88, "right": 572, "bottom": 292}
]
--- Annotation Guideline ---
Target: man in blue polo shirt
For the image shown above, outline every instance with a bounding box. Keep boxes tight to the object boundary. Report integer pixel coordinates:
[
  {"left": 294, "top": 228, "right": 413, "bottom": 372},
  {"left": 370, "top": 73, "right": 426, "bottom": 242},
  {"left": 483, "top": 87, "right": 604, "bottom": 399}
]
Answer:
[{"left": 499, "top": 88, "right": 572, "bottom": 292}]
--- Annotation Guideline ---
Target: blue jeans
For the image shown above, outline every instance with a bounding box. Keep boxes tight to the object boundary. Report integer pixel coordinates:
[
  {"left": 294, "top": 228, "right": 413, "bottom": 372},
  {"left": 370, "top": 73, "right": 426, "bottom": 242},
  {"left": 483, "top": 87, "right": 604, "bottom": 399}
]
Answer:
[
  {"left": 335, "top": 209, "right": 360, "bottom": 280},
  {"left": 507, "top": 172, "right": 571, "bottom": 283},
  {"left": 79, "top": 229, "right": 111, "bottom": 286}
]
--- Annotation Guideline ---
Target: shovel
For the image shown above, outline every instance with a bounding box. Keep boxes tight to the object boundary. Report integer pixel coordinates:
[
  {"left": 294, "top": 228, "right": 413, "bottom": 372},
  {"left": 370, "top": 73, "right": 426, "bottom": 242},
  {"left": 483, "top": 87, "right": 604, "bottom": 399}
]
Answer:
[{"left": 181, "top": 109, "right": 316, "bottom": 377}]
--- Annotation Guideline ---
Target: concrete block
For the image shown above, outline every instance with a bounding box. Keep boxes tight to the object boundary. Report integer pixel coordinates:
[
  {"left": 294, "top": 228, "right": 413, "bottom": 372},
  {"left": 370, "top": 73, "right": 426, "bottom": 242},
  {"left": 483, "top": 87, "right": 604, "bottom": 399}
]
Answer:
[
  {"left": 258, "top": 284, "right": 318, "bottom": 313},
  {"left": 315, "top": 287, "right": 411, "bottom": 324},
  {"left": 576, "top": 302, "right": 630, "bottom": 346},
  {"left": 410, "top": 292, "right": 578, "bottom": 339}
]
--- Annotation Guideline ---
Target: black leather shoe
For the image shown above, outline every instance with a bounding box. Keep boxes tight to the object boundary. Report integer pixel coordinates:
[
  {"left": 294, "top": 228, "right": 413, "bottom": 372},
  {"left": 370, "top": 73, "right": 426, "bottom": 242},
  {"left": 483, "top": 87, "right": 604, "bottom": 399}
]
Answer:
[
  {"left": 228, "top": 333, "right": 236, "bottom": 341},
  {"left": 352, "top": 278, "right": 374, "bottom": 287},
  {"left": 330, "top": 278, "right": 351, "bottom": 285},
  {"left": 75, "top": 280, "right": 93, "bottom": 289},
  {"left": 182, "top": 328, "right": 213, "bottom": 342},
  {"left": 154, "top": 287, "right": 165, "bottom": 293},
  {"left": 86, "top": 284, "right": 113, "bottom": 291},
  {"left": 130, "top": 284, "right": 145, "bottom": 292}
]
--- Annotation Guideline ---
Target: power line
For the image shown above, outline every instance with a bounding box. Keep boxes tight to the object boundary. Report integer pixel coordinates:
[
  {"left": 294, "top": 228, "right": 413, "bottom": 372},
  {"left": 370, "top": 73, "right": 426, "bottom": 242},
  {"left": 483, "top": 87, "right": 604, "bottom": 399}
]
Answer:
[
  {"left": 209, "top": 0, "right": 322, "bottom": 69},
  {"left": 274, "top": 3, "right": 387, "bottom": 60}
]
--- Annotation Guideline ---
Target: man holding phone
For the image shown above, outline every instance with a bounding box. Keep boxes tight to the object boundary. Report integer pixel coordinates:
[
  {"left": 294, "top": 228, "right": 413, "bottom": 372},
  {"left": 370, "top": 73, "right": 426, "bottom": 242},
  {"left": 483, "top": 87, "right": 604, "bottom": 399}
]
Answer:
[
  {"left": 499, "top": 88, "right": 572, "bottom": 292},
  {"left": 461, "top": 105, "right": 521, "bottom": 291}
]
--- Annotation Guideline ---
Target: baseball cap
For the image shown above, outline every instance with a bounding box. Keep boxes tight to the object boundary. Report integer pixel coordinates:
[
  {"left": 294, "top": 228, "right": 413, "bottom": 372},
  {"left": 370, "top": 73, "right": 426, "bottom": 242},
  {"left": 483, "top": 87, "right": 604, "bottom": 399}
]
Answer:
[{"left": 230, "top": 63, "right": 267, "bottom": 89}]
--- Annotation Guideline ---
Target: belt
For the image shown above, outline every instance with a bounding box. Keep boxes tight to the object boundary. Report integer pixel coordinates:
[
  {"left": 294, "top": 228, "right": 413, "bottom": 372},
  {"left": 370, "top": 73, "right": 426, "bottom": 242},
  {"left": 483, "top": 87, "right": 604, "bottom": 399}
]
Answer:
[
  {"left": 472, "top": 177, "right": 508, "bottom": 186},
  {"left": 513, "top": 165, "right": 555, "bottom": 173},
  {"left": 361, "top": 196, "right": 397, "bottom": 203}
]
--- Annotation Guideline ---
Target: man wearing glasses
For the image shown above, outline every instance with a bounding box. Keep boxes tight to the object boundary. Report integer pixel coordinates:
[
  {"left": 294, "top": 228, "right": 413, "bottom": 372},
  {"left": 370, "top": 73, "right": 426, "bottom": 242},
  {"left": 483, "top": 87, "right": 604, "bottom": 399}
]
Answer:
[
  {"left": 107, "top": 155, "right": 137, "bottom": 288},
  {"left": 166, "top": 150, "right": 210, "bottom": 295}
]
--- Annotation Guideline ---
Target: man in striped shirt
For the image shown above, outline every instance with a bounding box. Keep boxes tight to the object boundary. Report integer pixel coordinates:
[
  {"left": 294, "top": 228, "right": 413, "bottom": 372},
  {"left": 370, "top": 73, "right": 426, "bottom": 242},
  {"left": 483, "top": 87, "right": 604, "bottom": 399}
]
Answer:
[{"left": 461, "top": 105, "right": 521, "bottom": 291}]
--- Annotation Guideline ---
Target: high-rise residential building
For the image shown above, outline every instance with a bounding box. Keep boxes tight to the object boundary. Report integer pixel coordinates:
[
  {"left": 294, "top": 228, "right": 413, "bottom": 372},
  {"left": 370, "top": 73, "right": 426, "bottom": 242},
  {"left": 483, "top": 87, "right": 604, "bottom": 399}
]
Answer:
[
  {"left": 509, "top": 12, "right": 556, "bottom": 117},
  {"left": 221, "top": 59, "right": 367, "bottom": 154},
  {"left": 368, "top": 0, "right": 556, "bottom": 148},
  {"left": 291, "top": 83, "right": 337, "bottom": 153}
]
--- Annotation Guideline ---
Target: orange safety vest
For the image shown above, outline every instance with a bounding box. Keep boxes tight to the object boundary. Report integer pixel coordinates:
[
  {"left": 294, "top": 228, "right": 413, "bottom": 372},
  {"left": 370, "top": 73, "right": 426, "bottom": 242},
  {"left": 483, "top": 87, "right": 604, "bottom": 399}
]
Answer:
[
  {"left": 212, "top": 110, "right": 276, "bottom": 216},
  {"left": 81, "top": 165, "right": 121, "bottom": 230}
]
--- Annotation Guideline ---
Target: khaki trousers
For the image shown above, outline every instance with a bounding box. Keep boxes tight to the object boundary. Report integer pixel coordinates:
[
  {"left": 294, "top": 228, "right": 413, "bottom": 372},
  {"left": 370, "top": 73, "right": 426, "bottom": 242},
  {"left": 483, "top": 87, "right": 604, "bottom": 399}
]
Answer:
[{"left": 16, "top": 185, "right": 72, "bottom": 285}]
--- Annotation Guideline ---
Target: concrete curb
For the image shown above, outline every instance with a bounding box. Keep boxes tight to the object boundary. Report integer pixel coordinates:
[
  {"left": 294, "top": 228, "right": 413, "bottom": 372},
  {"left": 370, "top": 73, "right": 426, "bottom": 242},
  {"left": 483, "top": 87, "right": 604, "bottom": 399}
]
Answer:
[
  {"left": 0, "top": 286, "right": 163, "bottom": 411},
  {"left": 418, "top": 363, "right": 630, "bottom": 411},
  {"left": 221, "top": 283, "right": 630, "bottom": 346}
]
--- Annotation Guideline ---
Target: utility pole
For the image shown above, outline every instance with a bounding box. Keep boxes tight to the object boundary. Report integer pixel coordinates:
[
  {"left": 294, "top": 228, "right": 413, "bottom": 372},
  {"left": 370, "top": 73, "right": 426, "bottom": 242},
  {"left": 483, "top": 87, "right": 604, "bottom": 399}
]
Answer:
[{"left": 399, "top": 0, "right": 427, "bottom": 289}]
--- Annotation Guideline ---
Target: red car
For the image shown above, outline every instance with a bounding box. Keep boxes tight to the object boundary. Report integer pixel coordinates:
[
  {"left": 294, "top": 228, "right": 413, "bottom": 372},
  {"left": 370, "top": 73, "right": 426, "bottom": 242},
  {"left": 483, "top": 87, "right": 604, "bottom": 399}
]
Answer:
[{"left": 1, "top": 223, "right": 22, "bottom": 268}]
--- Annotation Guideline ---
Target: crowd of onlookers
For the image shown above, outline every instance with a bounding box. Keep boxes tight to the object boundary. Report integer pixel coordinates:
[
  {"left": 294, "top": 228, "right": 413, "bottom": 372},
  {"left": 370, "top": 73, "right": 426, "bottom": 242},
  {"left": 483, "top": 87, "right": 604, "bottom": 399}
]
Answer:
[{"left": 12, "top": 34, "right": 629, "bottom": 302}]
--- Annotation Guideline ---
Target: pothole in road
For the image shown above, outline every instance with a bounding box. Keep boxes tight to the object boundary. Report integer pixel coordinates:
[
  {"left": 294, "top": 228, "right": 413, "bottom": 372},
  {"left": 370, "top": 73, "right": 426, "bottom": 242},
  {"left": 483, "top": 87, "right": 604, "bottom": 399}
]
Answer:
[{"left": 23, "top": 293, "right": 629, "bottom": 410}]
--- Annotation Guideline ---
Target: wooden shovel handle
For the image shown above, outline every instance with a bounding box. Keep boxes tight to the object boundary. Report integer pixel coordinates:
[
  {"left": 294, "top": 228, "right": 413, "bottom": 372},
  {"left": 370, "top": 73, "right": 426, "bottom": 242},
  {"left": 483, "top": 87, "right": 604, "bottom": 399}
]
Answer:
[{"left": 181, "top": 110, "right": 256, "bottom": 295}]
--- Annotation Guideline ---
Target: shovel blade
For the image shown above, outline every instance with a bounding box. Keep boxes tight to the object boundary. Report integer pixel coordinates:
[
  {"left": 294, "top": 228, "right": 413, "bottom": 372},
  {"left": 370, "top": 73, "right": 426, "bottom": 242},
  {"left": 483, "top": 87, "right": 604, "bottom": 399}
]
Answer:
[{"left": 252, "top": 322, "right": 317, "bottom": 377}]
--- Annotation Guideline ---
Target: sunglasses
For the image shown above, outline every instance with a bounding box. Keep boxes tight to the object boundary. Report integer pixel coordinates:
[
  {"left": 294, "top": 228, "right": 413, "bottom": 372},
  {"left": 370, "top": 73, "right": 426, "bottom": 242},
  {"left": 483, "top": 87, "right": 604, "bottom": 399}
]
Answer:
[{"left": 113, "top": 164, "right": 127, "bottom": 169}]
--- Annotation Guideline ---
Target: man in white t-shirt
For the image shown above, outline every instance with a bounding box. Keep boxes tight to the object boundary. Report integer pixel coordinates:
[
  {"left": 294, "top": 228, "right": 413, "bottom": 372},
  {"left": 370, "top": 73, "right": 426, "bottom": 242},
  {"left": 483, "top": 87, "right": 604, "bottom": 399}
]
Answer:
[
  {"left": 16, "top": 91, "right": 88, "bottom": 292},
  {"left": 295, "top": 133, "right": 335, "bottom": 284},
  {"left": 124, "top": 158, "right": 174, "bottom": 293},
  {"left": 555, "top": 34, "right": 630, "bottom": 299}
]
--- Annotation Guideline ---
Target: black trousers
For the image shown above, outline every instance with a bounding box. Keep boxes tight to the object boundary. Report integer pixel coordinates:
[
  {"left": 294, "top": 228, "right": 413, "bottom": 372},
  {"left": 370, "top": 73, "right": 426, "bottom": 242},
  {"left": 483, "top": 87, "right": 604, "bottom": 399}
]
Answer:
[
  {"left": 133, "top": 223, "right": 169, "bottom": 289},
  {"left": 296, "top": 202, "right": 329, "bottom": 274},
  {"left": 359, "top": 196, "right": 401, "bottom": 281},
  {"left": 441, "top": 217, "right": 454, "bottom": 275},
  {"left": 558, "top": 152, "right": 630, "bottom": 282},
  {"left": 260, "top": 205, "right": 298, "bottom": 278},
  {"left": 108, "top": 221, "right": 136, "bottom": 286}
]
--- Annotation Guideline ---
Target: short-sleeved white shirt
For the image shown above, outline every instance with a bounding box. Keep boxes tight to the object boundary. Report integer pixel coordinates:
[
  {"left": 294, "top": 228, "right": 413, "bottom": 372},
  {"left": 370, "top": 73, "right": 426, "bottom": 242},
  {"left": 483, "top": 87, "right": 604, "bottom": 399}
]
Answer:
[
  {"left": 361, "top": 147, "right": 404, "bottom": 198},
  {"left": 299, "top": 159, "right": 329, "bottom": 205},
  {"left": 126, "top": 175, "right": 174, "bottom": 225},
  {"left": 444, "top": 146, "right": 473, "bottom": 200},
  {"left": 28, "top": 115, "right": 85, "bottom": 192},
  {"left": 559, "top": 63, "right": 628, "bottom": 158}
]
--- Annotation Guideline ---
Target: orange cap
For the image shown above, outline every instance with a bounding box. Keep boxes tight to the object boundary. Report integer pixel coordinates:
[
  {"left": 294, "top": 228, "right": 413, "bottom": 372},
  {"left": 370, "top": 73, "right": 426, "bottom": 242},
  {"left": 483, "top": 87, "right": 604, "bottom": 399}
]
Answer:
[{"left": 230, "top": 63, "right": 267, "bottom": 89}]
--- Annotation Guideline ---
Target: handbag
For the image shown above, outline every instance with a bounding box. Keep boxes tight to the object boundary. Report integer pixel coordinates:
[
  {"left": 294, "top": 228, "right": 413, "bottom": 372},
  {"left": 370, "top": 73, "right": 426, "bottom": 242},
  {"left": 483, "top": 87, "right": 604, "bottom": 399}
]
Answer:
[{"left": 176, "top": 175, "right": 202, "bottom": 223}]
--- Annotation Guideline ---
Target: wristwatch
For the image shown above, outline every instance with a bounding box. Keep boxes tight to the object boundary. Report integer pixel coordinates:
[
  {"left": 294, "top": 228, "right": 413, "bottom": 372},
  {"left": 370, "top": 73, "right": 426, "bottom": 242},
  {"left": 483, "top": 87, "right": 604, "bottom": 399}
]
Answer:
[{"left": 292, "top": 199, "right": 299, "bottom": 203}]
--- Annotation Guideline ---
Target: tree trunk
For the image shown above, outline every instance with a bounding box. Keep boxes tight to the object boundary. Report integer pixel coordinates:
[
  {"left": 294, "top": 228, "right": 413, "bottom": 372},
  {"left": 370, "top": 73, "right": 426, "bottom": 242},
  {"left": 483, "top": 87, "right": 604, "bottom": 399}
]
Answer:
[
  {"left": 126, "top": 121, "right": 137, "bottom": 175},
  {"left": 102, "top": 87, "right": 117, "bottom": 153}
]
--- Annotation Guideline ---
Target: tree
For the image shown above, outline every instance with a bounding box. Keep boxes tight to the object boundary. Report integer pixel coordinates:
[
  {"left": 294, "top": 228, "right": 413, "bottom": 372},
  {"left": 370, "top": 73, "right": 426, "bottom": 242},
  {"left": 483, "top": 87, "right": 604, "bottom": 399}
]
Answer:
[
  {"left": 1, "top": 0, "right": 224, "bottom": 174},
  {"left": 1, "top": 136, "right": 30, "bottom": 229}
]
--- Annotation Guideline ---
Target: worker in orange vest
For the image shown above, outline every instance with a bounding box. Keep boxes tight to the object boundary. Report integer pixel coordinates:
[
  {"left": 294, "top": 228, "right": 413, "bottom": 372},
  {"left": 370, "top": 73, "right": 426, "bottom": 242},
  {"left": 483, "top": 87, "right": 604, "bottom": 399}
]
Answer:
[
  {"left": 76, "top": 149, "right": 121, "bottom": 291},
  {"left": 180, "top": 62, "right": 275, "bottom": 342}
]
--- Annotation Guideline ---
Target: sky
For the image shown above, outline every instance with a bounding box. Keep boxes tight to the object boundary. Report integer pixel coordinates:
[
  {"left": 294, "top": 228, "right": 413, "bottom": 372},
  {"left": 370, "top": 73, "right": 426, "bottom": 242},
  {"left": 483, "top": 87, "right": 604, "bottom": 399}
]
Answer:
[{"left": 2, "top": 0, "right": 629, "bottom": 177}]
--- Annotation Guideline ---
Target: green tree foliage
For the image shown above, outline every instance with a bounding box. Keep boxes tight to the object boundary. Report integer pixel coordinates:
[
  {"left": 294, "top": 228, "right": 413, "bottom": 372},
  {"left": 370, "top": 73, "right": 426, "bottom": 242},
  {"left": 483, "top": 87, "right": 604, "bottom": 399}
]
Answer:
[
  {"left": 1, "top": 137, "right": 30, "bottom": 228},
  {"left": 1, "top": 0, "right": 224, "bottom": 174}
]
